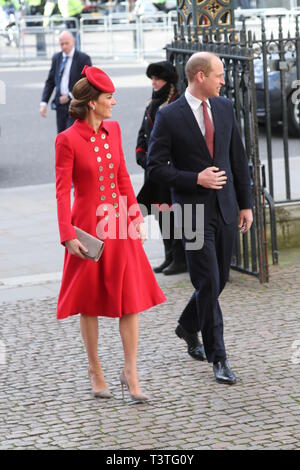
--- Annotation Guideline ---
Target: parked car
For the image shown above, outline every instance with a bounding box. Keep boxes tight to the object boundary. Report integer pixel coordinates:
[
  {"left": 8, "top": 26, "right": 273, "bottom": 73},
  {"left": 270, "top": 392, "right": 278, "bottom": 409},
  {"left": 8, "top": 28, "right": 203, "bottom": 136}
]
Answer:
[
  {"left": 254, "top": 55, "right": 300, "bottom": 137},
  {"left": 233, "top": 8, "right": 300, "bottom": 136}
]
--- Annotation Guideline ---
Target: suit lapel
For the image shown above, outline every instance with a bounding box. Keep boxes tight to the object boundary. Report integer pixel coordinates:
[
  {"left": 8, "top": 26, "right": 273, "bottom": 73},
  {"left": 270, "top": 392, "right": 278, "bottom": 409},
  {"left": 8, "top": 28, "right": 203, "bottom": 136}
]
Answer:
[
  {"left": 179, "top": 95, "right": 212, "bottom": 163},
  {"left": 56, "top": 52, "right": 63, "bottom": 82},
  {"left": 210, "top": 98, "right": 222, "bottom": 164},
  {"left": 69, "top": 50, "right": 77, "bottom": 88}
]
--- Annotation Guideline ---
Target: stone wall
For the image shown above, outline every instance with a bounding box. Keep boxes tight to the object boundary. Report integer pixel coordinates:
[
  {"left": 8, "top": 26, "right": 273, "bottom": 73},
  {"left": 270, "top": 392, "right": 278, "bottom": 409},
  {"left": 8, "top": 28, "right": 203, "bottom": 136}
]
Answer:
[{"left": 267, "top": 202, "right": 300, "bottom": 250}]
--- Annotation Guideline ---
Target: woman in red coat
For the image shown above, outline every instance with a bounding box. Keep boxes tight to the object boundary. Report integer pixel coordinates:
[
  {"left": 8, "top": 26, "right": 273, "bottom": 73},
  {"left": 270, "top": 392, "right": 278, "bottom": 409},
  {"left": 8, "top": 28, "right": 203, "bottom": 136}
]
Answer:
[{"left": 55, "top": 66, "right": 166, "bottom": 402}]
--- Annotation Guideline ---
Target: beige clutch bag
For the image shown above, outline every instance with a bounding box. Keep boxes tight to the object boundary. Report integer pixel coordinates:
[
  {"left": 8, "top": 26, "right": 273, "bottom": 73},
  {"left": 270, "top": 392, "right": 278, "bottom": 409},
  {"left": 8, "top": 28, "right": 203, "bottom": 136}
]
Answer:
[{"left": 74, "top": 226, "right": 104, "bottom": 262}]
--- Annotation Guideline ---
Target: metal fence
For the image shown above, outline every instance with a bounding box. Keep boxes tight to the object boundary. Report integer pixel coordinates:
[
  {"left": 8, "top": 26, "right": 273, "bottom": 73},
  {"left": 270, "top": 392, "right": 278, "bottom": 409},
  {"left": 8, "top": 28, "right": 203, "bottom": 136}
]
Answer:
[
  {"left": 236, "top": 11, "right": 300, "bottom": 204},
  {"left": 0, "top": 11, "right": 177, "bottom": 63}
]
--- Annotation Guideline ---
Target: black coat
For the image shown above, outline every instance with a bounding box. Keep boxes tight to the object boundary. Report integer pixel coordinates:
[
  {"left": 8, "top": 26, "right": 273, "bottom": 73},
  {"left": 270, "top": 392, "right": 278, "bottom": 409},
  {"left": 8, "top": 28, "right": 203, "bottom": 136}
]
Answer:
[
  {"left": 136, "top": 92, "right": 178, "bottom": 213},
  {"left": 41, "top": 50, "right": 92, "bottom": 107}
]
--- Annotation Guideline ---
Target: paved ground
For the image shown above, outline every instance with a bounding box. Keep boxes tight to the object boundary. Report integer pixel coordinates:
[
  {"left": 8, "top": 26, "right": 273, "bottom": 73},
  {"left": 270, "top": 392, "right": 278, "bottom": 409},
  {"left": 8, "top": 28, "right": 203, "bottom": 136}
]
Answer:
[{"left": 0, "top": 259, "right": 300, "bottom": 450}]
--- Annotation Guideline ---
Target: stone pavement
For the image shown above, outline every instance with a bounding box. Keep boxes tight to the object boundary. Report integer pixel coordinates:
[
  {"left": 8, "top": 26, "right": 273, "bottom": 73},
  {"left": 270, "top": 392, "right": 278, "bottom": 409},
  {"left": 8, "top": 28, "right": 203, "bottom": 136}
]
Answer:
[{"left": 0, "top": 260, "right": 300, "bottom": 450}]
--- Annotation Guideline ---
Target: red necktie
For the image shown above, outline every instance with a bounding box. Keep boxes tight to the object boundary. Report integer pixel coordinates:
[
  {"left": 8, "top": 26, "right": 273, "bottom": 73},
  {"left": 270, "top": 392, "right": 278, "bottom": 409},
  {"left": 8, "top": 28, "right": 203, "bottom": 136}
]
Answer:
[{"left": 202, "top": 101, "right": 214, "bottom": 159}]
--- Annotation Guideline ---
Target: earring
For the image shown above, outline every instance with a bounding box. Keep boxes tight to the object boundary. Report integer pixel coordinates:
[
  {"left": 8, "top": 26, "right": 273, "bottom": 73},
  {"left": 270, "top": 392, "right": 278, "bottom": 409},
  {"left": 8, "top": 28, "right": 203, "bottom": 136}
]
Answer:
[{"left": 92, "top": 105, "right": 95, "bottom": 111}]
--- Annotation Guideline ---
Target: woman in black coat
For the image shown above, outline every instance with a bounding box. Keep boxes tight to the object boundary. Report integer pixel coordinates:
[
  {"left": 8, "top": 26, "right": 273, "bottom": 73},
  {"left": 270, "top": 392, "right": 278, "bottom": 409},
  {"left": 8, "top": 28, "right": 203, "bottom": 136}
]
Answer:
[{"left": 136, "top": 61, "right": 187, "bottom": 275}]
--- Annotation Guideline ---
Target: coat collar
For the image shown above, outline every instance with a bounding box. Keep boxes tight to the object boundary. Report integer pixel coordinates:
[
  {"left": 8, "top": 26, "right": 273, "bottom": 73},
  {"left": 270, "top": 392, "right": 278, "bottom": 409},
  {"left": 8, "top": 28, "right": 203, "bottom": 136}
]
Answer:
[
  {"left": 209, "top": 98, "right": 223, "bottom": 165},
  {"left": 184, "top": 89, "right": 211, "bottom": 112},
  {"left": 59, "top": 49, "right": 77, "bottom": 61},
  {"left": 62, "top": 47, "right": 75, "bottom": 60},
  {"left": 73, "top": 119, "right": 110, "bottom": 141}
]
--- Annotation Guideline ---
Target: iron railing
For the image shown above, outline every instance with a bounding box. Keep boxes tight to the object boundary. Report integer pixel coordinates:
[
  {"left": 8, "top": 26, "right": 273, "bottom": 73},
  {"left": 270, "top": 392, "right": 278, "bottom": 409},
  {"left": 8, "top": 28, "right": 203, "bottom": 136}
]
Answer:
[
  {"left": 0, "top": 12, "right": 177, "bottom": 63},
  {"left": 249, "top": 14, "right": 300, "bottom": 203}
]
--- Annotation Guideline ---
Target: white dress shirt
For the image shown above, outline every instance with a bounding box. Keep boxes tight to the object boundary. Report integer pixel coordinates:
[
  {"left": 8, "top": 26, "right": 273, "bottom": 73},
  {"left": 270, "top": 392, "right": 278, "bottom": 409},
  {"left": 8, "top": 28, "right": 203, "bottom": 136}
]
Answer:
[
  {"left": 60, "top": 47, "right": 75, "bottom": 97},
  {"left": 185, "top": 89, "right": 214, "bottom": 136}
]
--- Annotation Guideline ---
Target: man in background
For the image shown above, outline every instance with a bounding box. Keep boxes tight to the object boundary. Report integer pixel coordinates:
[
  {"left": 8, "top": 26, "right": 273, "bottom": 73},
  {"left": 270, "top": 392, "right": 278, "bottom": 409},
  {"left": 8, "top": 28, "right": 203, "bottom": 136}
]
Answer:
[{"left": 40, "top": 30, "right": 91, "bottom": 133}]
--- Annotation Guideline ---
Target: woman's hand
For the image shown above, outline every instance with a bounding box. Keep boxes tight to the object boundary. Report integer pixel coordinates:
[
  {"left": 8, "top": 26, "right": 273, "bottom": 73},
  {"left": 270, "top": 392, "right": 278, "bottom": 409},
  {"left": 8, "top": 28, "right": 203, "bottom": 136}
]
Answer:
[
  {"left": 65, "top": 239, "right": 89, "bottom": 259},
  {"left": 136, "top": 223, "right": 147, "bottom": 245}
]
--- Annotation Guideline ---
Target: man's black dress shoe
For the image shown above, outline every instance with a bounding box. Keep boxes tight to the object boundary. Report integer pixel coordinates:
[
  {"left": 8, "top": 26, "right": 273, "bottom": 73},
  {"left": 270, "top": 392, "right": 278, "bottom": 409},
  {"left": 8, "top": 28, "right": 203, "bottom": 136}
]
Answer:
[
  {"left": 162, "top": 261, "right": 187, "bottom": 276},
  {"left": 153, "top": 258, "right": 172, "bottom": 273},
  {"left": 175, "top": 324, "right": 206, "bottom": 361},
  {"left": 213, "top": 360, "right": 237, "bottom": 385}
]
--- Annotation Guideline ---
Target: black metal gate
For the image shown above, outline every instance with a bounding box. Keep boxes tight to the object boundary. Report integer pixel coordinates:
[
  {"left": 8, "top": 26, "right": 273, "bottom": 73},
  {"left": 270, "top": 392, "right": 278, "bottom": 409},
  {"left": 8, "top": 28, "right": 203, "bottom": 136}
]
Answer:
[
  {"left": 166, "top": 9, "right": 273, "bottom": 282},
  {"left": 249, "top": 14, "right": 300, "bottom": 203}
]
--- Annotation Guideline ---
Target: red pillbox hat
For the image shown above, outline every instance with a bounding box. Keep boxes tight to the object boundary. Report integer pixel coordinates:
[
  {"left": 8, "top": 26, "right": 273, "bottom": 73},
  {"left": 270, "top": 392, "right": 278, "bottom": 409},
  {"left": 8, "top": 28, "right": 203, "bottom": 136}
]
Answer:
[{"left": 81, "top": 65, "right": 115, "bottom": 93}]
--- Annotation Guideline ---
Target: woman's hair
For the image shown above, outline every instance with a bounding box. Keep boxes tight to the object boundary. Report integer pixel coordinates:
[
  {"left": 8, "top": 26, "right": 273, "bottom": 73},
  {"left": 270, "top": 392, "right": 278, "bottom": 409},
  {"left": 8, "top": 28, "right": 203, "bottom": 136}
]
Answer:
[
  {"left": 69, "top": 77, "right": 102, "bottom": 119},
  {"left": 166, "top": 83, "right": 176, "bottom": 105}
]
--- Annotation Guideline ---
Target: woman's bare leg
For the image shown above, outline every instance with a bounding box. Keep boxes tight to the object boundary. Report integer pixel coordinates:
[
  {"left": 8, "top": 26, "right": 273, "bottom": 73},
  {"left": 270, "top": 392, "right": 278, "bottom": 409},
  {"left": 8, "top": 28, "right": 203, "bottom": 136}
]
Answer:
[
  {"left": 119, "top": 313, "right": 143, "bottom": 395},
  {"left": 80, "top": 314, "right": 107, "bottom": 390}
]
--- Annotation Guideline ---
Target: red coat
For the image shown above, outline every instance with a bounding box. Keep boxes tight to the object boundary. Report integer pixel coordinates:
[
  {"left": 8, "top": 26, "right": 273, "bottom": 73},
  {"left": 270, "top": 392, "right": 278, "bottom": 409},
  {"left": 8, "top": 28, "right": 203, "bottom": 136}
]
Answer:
[{"left": 55, "top": 119, "right": 166, "bottom": 319}]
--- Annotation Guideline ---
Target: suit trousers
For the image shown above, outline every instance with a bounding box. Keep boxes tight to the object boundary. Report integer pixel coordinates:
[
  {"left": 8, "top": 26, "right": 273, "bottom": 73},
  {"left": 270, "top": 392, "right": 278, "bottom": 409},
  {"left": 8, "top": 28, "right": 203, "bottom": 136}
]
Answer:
[
  {"left": 178, "top": 199, "right": 236, "bottom": 363},
  {"left": 56, "top": 104, "right": 74, "bottom": 134},
  {"left": 158, "top": 210, "right": 186, "bottom": 264}
]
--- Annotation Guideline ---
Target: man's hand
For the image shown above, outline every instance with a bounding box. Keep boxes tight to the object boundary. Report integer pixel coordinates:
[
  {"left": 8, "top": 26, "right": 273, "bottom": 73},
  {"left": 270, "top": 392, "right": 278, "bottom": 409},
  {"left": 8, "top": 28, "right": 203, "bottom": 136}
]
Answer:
[
  {"left": 197, "top": 166, "right": 227, "bottom": 189},
  {"left": 59, "top": 95, "right": 70, "bottom": 105},
  {"left": 40, "top": 104, "right": 47, "bottom": 118},
  {"left": 238, "top": 209, "right": 253, "bottom": 234},
  {"left": 65, "top": 239, "right": 89, "bottom": 259}
]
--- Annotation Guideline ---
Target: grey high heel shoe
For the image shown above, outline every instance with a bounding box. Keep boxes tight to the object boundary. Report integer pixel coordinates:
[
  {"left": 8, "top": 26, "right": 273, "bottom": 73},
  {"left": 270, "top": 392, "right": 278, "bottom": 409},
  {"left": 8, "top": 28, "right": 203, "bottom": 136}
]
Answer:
[
  {"left": 88, "top": 368, "right": 112, "bottom": 399},
  {"left": 120, "top": 371, "right": 149, "bottom": 403}
]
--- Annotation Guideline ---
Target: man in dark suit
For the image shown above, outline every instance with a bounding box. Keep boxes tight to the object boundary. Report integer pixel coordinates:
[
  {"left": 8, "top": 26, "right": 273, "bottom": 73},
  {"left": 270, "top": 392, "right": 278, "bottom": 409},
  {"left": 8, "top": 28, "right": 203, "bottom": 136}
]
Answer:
[
  {"left": 148, "top": 52, "right": 253, "bottom": 384},
  {"left": 40, "top": 30, "right": 92, "bottom": 133}
]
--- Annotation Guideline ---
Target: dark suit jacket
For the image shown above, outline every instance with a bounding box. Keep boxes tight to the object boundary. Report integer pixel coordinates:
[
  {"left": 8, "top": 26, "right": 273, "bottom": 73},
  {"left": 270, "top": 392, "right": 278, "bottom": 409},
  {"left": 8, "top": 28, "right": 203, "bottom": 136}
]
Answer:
[
  {"left": 147, "top": 94, "right": 252, "bottom": 225},
  {"left": 41, "top": 50, "right": 92, "bottom": 107}
]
